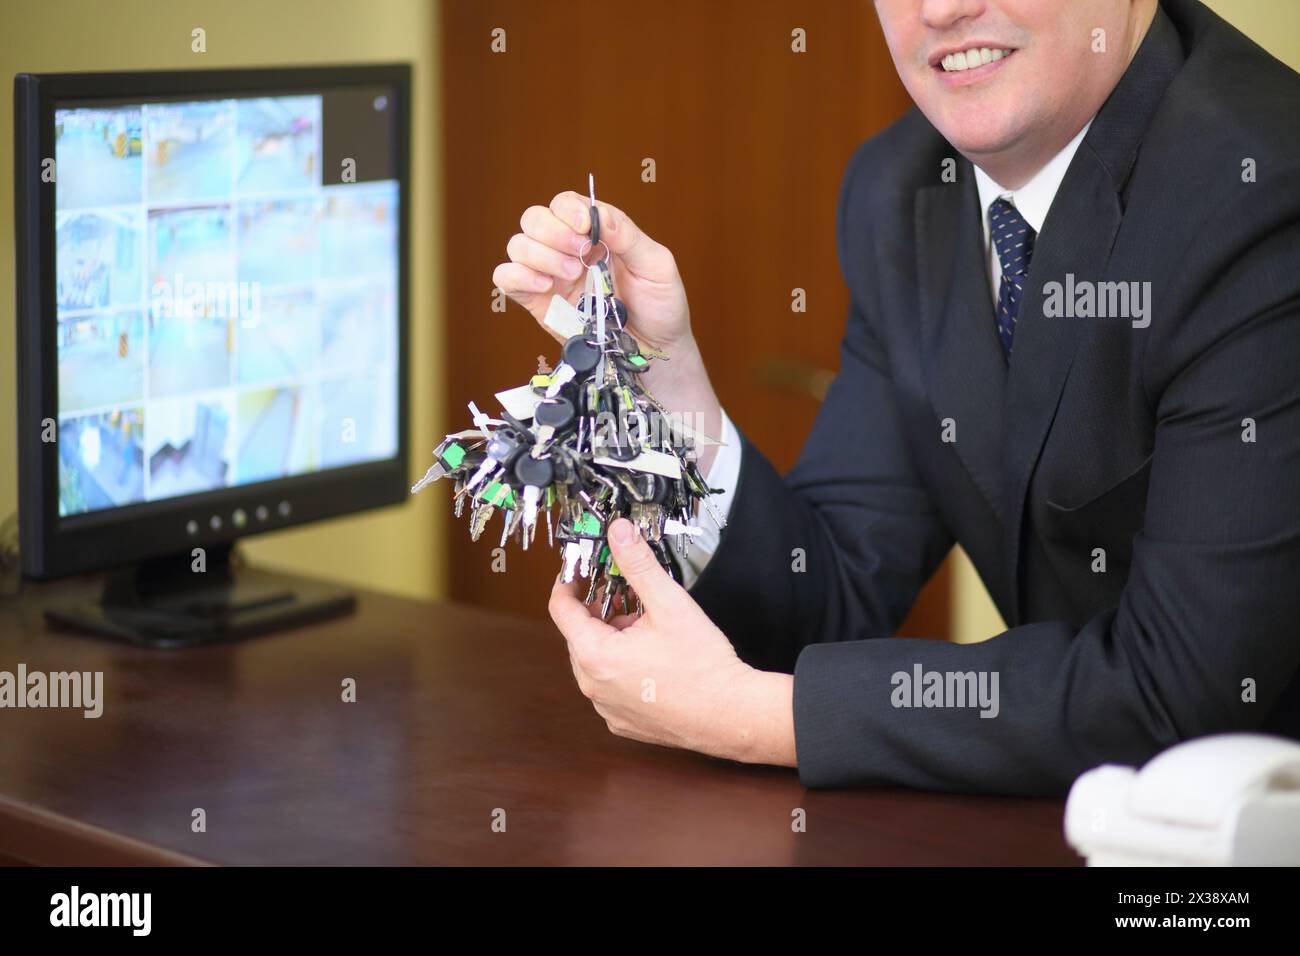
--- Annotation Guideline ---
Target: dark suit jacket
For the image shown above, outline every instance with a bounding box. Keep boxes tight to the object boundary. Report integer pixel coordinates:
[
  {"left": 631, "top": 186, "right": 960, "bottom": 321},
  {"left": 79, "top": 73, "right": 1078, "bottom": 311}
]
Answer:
[{"left": 690, "top": 0, "right": 1300, "bottom": 794}]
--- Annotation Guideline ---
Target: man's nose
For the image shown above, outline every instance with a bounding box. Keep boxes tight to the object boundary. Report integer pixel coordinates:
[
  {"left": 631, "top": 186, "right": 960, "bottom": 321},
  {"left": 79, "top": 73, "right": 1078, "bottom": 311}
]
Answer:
[{"left": 919, "top": 0, "right": 986, "bottom": 31}]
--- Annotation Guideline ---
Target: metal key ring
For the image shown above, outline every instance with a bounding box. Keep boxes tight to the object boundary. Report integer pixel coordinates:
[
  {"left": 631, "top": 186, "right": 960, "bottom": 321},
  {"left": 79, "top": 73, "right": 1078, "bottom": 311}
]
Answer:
[{"left": 577, "top": 238, "right": 610, "bottom": 268}]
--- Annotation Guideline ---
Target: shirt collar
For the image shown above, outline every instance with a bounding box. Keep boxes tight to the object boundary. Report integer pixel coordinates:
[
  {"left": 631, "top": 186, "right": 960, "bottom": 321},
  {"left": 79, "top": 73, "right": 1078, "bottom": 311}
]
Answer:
[{"left": 973, "top": 118, "right": 1094, "bottom": 234}]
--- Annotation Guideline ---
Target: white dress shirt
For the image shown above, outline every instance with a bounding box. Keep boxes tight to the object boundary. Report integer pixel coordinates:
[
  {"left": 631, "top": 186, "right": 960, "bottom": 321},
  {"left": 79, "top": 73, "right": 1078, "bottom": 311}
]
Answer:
[
  {"left": 681, "top": 119, "right": 1094, "bottom": 588},
  {"left": 678, "top": 406, "right": 740, "bottom": 588},
  {"left": 974, "top": 119, "right": 1092, "bottom": 305}
]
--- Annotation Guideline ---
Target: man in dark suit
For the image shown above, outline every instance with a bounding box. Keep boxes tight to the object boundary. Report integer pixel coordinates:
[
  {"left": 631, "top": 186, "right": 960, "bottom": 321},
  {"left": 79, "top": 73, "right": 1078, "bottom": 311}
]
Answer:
[{"left": 496, "top": 0, "right": 1300, "bottom": 794}]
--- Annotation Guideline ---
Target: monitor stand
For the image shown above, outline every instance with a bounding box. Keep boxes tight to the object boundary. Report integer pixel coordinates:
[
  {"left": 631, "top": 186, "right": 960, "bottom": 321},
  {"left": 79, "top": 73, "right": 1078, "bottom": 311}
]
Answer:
[{"left": 44, "top": 544, "right": 356, "bottom": 648}]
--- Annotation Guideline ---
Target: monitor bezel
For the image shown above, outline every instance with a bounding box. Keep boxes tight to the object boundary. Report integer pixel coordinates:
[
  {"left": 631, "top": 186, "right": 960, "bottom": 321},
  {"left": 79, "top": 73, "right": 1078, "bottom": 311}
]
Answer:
[{"left": 15, "top": 64, "right": 413, "bottom": 580}]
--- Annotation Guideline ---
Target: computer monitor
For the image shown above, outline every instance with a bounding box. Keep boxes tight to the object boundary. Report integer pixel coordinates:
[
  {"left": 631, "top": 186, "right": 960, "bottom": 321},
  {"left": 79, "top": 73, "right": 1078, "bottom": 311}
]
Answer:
[{"left": 14, "top": 65, "right": 411, "bottom": 645}]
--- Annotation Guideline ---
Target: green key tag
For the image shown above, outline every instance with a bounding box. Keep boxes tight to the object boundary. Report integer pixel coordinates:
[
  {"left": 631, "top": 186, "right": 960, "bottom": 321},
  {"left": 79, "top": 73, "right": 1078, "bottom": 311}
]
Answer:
[
  {"left": 480, "top": 480, "right": 515, "bottom": 509},
  {"left": 574, "top": 511, "right": 602, "bottom": 537},
  {"left": 440, "top": 441, "right": 466, "bottom": 469}
]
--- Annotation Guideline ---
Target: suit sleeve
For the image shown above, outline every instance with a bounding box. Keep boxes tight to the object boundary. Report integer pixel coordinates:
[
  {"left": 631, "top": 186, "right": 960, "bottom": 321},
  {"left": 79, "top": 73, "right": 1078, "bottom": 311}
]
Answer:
[{"left": 792, "top": 286, "right": 1300, "bottom": 794}]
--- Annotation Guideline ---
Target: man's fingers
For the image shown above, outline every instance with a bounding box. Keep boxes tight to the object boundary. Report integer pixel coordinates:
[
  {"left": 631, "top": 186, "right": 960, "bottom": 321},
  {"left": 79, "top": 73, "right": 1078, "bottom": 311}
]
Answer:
[
  {"left": 506, "top": 232, "right": 584, "bottom": 282},
  {"left": 606, "top": 518, "right": 688, "bottom": 616},
  {"left": 493, "top": 261, "right": 552, "bottom": 296},
  {"left": 549, "top": 575, "right": 612, "bottom": 661},
  {"left": 521, "top": 204, "right": 587, "bottom": 257},
  {"left": 549, "top": 191, "right": 674, "bottom": 281},
  {"left": 549, "top": 190, "right": 591, "bottom": 234}
]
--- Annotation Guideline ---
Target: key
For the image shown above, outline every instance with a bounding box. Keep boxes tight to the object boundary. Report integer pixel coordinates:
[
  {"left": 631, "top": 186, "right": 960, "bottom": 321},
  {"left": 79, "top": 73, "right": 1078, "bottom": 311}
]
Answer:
[
  {"left": 513, "top": 454, "right": 555, "bottom": 545},
  {"left": 584, "top": 558, "right": 604, "bottom": 604},
  {"left": 469, "top": 502, "right": 495, "bottom": 541},
  {"left": 577, "top": 538, "right": 596, "bottom": 578},
  {"left": 411, "top": 437, "right": 469, "bottom": 493},
  {"left": 561, "top": 540, "right": 584, "bottom": 583},
  {"left": 451, "top": 448, "right": 486, "bottom": 517},
  {"left": 464, "top": 427, "right": 530, "bottom": 491},
  {"left": 500, "top": 506, "right": 523, "bottom": 547},
  {"left": 600, "top": 571, "right": 626, "bottom": 620},
  {"left": 530, "top": 396, "right": 576, "bottom": 454},
  {"left": 545, "top": 334, "right": 602, "bottom": 398}
]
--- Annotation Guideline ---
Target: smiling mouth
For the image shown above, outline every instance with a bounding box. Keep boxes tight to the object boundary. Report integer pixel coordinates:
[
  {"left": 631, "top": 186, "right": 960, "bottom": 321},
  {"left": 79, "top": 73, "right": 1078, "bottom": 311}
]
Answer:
[{"left": 935, "top": 47, "right": 1016, "bottom": 73}]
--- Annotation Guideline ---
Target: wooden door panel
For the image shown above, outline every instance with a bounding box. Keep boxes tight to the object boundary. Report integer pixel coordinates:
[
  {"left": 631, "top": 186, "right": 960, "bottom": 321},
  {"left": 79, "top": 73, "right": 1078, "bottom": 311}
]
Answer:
[{"left": 439, "top": 0, "right": 951, "bottom": 638}]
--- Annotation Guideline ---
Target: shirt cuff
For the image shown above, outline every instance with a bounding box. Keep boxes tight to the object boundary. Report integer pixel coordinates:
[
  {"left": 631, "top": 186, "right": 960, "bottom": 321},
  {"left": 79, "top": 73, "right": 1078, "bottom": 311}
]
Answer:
[{"left": 679, "top": 407, "right": 742, "bottom": 590}]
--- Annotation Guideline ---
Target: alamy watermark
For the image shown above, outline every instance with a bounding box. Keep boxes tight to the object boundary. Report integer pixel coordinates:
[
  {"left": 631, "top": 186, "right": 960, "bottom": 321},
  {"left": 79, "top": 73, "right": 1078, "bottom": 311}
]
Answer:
[
  {"left": 151, "top": 272, "right": 262, "bottom": 328},
  {"left": 0, "top": 664, "right": 103, "bottom": 718},
  {"left": 891, "top": 664, "right": 1000, "bottom": 718},
  {"left": 1043, "top": 274, "right": 1151, "bottom": 328},
  {"left": 589, "top": 409, "right": 720, "bottom": 451},
  {"left": 50, "top": 886, "right": 150, "bottom": 936}
]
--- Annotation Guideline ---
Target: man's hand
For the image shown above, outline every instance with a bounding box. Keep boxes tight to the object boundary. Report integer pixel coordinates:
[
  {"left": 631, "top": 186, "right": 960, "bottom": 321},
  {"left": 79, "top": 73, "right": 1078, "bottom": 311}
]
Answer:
[
  {"left": 493, "top": 192, "right": 723, "bottom": 472},
  {"left": 548, "top": 518, "right": 796, "bottom": 767},
  {"left": 494, "top": 192, "right": 689, "bottom": 353}
]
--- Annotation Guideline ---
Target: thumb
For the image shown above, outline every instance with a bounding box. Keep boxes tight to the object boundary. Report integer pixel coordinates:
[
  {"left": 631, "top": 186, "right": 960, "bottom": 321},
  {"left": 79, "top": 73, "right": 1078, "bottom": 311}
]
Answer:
[
  {"left": 607, "top": 518, "right": 684, "bottom": 614},
  {"left": 596, "top": 202, "right": 676, "bottom": 281}
]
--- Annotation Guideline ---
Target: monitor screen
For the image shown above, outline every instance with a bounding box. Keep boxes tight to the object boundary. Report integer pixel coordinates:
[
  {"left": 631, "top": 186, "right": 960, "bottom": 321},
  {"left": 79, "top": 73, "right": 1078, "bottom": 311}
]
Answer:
[{"left": 51, "top": 88, "right": 400, "bottom": 519}]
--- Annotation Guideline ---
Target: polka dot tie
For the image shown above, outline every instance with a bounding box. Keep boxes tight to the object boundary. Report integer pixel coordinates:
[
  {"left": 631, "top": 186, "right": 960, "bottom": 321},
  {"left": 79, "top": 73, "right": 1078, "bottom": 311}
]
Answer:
[{"left": 989, "top": 197, "right": 1036, "bottom": 358}]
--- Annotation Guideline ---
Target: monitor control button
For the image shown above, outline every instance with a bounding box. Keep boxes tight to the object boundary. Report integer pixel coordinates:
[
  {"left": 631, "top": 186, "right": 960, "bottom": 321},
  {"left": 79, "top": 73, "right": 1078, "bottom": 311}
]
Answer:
[
  {"left": 255, "top": 505, "right": 269, "bottom": 522},
  {"left": 209, "top": 515, "right": 222, "bottom": 531},
  {"left": 278, "top": 500, "right": 291, "bottom": 518},
  {"left": 186, "top": 519, "right": 199, "bottom": 536},
  {"left": 232, "top": 508, "right": 247, "bottom": 529}
]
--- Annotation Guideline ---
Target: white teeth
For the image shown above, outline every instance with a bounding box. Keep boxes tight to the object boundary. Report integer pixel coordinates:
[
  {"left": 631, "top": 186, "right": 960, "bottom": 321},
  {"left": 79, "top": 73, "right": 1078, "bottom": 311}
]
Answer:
[{"left": 940, "top": 47, "right": 1012, "bottom": 72}]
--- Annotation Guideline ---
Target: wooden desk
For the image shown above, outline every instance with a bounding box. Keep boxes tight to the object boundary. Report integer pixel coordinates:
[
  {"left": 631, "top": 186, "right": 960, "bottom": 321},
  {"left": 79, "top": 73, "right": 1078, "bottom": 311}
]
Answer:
[{"left": 0, "top": 573, "right": 1080, "bottom": 866}]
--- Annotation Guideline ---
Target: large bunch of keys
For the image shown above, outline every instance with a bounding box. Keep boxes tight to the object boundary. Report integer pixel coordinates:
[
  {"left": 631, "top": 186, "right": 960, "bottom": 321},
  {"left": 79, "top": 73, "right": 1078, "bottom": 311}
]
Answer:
[{"left": 412, "top": 176, "right": 724, "bottom": 618}]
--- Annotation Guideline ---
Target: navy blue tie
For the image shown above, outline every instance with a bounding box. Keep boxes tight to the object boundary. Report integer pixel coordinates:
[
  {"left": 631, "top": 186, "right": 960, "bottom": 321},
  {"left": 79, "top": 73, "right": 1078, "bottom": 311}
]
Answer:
[{"left": 989, "top": 198, "right": 1036, "bottom": 358}]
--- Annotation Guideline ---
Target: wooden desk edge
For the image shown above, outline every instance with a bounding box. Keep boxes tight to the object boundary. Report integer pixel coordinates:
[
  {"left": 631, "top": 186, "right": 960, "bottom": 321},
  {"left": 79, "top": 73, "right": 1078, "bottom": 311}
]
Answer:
[{"left": 0, "top": 794, "right": 211, "bottom": 867}]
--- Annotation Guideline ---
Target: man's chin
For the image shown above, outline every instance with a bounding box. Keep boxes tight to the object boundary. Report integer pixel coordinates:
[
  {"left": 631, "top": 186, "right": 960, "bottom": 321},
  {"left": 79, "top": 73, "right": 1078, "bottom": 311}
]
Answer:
[{"left": 931, "top": 117, "right": 1027, "bottom": 167}]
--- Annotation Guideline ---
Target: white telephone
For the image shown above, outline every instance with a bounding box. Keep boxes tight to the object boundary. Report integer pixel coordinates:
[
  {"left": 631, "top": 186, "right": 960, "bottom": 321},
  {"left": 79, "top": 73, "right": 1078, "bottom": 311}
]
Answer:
[{"left": 1065, "top": 732, "right": 1300, "bottom": 866}]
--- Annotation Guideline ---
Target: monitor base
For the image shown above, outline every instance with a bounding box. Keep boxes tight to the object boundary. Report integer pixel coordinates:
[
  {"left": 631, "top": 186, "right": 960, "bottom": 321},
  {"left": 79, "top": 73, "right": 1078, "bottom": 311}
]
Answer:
[{"left": 43, "top": 545, "right": 356, "bottom": 648}]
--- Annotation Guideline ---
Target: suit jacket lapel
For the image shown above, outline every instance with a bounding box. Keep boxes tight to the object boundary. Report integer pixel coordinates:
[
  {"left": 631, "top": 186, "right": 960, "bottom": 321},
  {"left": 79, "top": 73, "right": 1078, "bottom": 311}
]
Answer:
[
  {"left": 1001, "top": 5, "right": 1185, "bottom": 624},
  {"left": 917, "top": 168, "right": 1007, "bottom": 523},
  {"left": 1000, "top": 154, "right": 1120, "bottom": 625}
]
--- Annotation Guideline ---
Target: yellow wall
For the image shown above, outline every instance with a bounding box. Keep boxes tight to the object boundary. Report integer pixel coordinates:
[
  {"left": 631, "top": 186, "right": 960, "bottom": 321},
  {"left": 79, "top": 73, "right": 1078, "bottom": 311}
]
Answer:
[
  {"left": 950, "top": 0, "right": 1300, "bottom": 644},
  {"left": 0, "top": 0, "right": 445, "bottom": 601},
  {"left": 1204, "top": 0, "right": 1300, "bottom": 67}
]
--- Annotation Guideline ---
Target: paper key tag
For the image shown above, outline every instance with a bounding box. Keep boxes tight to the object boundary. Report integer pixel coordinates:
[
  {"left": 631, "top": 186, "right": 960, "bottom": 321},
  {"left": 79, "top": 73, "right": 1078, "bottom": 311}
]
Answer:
[
  {"left": 592, "top": 448, "right": 682, "bottom": 479},
  {"left": 543, "top": 295, "right": 586, "bottom": 339},
  {"left": 587, "top": 265, "right": 608, "bottom": 342},
  {"left": 495, "top": 384, "right": 542, "bottom": 420},
  {"left": 667, "top": 418, "right": 725, "bottom": 448}
]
